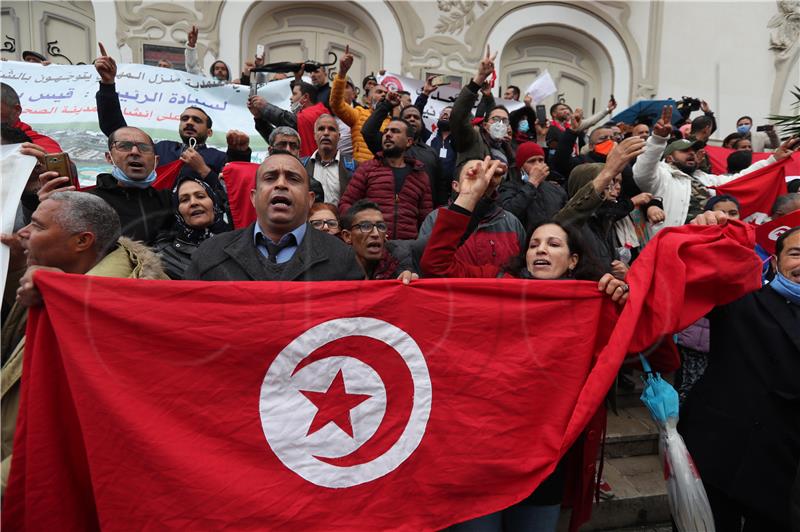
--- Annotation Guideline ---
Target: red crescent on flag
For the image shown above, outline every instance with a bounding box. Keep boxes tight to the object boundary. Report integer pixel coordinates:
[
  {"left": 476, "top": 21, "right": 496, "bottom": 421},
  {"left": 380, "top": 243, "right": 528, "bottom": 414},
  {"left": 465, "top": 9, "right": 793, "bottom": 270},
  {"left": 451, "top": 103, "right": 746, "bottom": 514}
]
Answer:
[{"left": 291, "top": 335, "right": 417, "bottom": 468}]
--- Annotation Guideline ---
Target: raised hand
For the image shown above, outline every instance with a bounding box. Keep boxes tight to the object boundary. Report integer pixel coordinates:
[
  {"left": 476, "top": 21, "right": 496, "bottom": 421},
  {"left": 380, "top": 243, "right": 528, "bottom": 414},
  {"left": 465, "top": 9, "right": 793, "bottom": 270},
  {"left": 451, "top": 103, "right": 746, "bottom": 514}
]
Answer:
[
  {"left": 473, "top": 45, "right": 497, "bottom": 85},
  {"left": 700, "top": 100, "right": 711, "bottom": 114},
  {"left": 774, "top": 136, "right": 800, "bottom": 161},
  {"left": 187, "top": 25, "right": 198, "bottom": 48},
  {"left": 652, "top": 105, "right": 673, "bottom": 138},
  {"left": 422, "top": 76, "right": 436, "bottom": 96},
  {"left": 247, "top": 95, "right": 267, "bottom": 117},
  {"left": 646, "top": 205, "right": 666, "bottom": 224},
  {"left": 95, "top": 42, "right": 117, "bottom": 85},
  {"left": 523, "top": 93, "right": 533, "bottom": 107},
  {"left": 339, "top": 45, "right": 354, "bottom": 75},
  {"left": 385, "top": 91, "right": 401, "bottom": 107},
  {"left": 454, "top": 156, "right": 501, "bottom": 212},
  {"left": 569, "top": 108, "right": 584, "bottom": 131},
  {"left": 605, "top": 136, "right": 646, "bottom": 175},
  {"left": 226, "top": 130, "right": 250, "bottom": 151},
  {"left": 607, "top": 97, "right": 617, "bottom": 112}
]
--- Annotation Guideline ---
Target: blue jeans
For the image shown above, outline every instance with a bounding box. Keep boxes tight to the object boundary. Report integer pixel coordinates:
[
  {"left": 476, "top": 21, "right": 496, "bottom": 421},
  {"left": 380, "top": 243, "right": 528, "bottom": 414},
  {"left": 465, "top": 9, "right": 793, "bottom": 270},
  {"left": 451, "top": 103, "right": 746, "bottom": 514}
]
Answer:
[{"left": 449, "top": 504, "right": 561, "bottom": 532}]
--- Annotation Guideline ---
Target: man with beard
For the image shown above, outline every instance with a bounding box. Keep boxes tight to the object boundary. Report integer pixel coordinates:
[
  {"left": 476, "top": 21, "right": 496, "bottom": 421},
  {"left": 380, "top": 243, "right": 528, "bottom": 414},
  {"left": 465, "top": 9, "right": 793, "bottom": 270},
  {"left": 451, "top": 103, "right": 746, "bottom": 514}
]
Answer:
[
  {"left": 93, "top": 43, "right": 251, "bottom": 194},
  {"left": 633, "top": 106, "right": 799, "bottom": 231},
  {"left": 184, "top": 151, "right": 363, "bottom": 281},
  {"left": 361, "top": 94, "right": 447, "bottom": 206},
  {"left": 339, "top": 119, "right": 432, "bottom": 240}
]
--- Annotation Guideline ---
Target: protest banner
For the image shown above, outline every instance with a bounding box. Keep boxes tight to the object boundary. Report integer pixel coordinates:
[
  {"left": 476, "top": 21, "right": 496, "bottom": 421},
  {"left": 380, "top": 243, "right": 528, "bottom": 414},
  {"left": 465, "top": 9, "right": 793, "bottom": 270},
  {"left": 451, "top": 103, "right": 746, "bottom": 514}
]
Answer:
[{"left": 1, "top": 61, "right": 292, "bottom": 185}]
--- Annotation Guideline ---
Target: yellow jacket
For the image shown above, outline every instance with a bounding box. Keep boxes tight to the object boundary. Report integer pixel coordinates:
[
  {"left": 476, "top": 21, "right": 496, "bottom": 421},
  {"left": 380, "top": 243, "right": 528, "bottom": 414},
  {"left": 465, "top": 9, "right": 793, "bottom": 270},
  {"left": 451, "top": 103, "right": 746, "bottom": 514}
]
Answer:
[{"left": 330, "top": 75, "right": 375, "bottom": 163}]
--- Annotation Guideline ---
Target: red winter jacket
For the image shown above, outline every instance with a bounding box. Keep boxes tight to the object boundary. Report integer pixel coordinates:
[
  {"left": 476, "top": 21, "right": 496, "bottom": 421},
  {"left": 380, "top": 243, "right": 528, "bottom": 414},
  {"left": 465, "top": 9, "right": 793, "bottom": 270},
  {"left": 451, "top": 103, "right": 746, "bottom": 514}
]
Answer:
[{"left": 339, "top": 153, "right": 432, "bottom": 240}]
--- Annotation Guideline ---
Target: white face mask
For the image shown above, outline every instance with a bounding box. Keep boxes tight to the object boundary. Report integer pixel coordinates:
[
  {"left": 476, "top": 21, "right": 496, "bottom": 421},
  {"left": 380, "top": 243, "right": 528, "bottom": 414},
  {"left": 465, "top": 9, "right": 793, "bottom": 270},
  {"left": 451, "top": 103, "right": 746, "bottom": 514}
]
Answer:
[
  {"left": 290, "top": 100, "right": 302, "bottom": 114},
  {"left": 489, "top": 121, "right": 507, "bottom": 140}
]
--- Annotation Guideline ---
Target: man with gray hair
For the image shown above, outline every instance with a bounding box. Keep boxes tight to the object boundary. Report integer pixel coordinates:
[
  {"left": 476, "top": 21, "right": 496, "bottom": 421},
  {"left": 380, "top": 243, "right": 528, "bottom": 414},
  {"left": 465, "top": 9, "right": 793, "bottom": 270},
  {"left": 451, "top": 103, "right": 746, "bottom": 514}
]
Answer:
[
  {"left": 266, "top": 126, "right": 325, "bottom": 202},
  {"left": 771, "top": 192, "right": 800, "bottom": 219},
  {"left": 1, "top": 191, "right": 168, "bottom": 494},
  {"left": 301, "top": 114, "right": 356, "bottom": 205}
]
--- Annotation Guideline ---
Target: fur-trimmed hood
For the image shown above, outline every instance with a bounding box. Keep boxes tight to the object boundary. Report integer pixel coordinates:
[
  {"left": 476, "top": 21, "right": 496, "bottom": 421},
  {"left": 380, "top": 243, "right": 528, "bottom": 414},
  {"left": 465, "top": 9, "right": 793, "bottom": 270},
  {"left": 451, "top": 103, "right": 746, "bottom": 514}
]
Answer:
[{"left": 88, "top": 237, "right": 168, "bottom": 280}]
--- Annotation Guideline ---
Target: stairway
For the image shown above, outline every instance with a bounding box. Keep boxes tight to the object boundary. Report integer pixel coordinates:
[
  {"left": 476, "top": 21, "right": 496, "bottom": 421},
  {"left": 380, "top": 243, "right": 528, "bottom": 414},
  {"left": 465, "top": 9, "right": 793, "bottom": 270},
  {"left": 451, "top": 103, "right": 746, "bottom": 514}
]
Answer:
[{"left": 558, "top": 372, "right": 674, "bottom": 531}]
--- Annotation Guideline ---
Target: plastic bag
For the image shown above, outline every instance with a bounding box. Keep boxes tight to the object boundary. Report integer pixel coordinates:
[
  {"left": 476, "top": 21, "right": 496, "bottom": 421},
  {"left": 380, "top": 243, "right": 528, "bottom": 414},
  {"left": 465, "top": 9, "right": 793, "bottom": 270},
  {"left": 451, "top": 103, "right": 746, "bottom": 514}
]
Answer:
[
  {"left": 660, "top": 417, "right": 715, "bottom": 532},
  {"left": 639, "top": 354, "right": 715, "bottom": 532}
]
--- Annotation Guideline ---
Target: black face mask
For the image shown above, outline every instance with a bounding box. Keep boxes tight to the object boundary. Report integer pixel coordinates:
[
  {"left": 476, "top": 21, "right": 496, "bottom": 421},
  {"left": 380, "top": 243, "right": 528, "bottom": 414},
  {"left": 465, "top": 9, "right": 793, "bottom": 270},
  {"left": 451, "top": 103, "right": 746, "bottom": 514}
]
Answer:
[{"left": 437, "top": 119, "right": 451, "bottom": 132}]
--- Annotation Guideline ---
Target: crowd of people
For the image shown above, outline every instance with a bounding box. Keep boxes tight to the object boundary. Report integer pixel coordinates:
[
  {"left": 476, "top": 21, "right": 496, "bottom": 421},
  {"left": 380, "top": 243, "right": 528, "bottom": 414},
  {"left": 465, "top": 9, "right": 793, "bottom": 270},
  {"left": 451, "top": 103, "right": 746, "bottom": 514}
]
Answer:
[{"left": 1, "top": 35, "right": 800, "bottom": 532}]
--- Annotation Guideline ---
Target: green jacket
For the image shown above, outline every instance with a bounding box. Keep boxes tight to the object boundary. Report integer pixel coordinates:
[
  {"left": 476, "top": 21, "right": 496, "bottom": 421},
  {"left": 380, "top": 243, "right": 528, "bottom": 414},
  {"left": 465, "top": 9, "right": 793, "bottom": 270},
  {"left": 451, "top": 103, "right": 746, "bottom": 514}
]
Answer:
[{"left": 1, "top": 238, "right": 167, "bottom": 494}]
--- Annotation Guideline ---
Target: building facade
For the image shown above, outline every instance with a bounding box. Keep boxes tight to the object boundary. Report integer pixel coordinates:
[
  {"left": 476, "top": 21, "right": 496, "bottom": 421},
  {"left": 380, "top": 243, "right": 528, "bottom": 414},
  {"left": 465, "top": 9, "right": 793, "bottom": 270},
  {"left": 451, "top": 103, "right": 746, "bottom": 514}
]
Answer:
[{"left": 2, "top": 1, "right": 799, "bottom": 138}]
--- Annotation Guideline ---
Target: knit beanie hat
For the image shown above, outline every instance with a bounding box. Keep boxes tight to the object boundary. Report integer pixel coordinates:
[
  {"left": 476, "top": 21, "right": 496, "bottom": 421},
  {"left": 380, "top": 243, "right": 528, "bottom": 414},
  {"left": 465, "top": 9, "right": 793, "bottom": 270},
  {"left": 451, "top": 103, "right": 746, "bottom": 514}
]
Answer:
[{"left": 515, "top": 142, "right": 545, "bottom": 169}]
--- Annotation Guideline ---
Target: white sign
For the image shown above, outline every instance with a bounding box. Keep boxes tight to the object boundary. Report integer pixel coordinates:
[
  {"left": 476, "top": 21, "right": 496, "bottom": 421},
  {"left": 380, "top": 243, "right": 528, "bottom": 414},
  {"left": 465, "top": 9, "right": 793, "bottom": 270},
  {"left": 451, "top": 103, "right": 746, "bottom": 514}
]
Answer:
[
  {"left": 0, "top": 144, "right": 36, "bottom": 303},
  {"left": 377, "top": 72, "right": 523, "bottom": 130},
  {"left": 526, "top": 70, "right": 558, "bottom": 103}
]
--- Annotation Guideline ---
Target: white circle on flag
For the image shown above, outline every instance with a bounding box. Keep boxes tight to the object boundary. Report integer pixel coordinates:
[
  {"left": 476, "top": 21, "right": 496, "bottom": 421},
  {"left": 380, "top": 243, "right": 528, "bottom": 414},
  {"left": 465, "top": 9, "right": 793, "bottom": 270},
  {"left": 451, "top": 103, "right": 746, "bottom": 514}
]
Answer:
[{"left": 259, "top": 317, "right": 432, "bottom": 488}]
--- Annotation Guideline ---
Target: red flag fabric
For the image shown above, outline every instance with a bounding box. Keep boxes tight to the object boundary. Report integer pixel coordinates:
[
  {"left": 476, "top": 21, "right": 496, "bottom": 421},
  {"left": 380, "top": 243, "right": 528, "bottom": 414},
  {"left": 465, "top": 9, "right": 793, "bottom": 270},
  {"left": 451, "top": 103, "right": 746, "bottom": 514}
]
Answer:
[
  {"left": 711, "top": 154, "right": 793, "bottom": 219},
  {"left": 221, "top": 161, "right": 258, "bottom": 229},
  {"left": 705, "top": 145, "right": 800, "bottom": 176},
  {"left": 151, "top": 158, "right": 185, "bottom": 191},
  {"left": 3, "top": 223, "right": 760, "bottom": 531},
  {"left": 755, "top": 208, "right": 800, "bottom": 255}
]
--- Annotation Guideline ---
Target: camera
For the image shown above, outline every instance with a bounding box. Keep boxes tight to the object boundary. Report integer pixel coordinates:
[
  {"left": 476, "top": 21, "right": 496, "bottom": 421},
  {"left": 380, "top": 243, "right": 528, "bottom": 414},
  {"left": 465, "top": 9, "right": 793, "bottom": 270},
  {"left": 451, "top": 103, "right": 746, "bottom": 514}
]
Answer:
[{"left": 676, "top": 96, "right": 701, "bottom": 119}]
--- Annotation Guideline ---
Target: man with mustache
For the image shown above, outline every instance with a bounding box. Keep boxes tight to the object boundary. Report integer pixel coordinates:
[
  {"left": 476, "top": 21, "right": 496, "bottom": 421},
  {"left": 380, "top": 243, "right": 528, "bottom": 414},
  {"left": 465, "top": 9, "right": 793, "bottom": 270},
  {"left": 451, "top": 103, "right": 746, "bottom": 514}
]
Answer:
[
  {"left": 184, "top": 152, "right": 363, "bottom": 281},
  {"left": 93, "top": 42, "right": 251, "bottom": 194}
]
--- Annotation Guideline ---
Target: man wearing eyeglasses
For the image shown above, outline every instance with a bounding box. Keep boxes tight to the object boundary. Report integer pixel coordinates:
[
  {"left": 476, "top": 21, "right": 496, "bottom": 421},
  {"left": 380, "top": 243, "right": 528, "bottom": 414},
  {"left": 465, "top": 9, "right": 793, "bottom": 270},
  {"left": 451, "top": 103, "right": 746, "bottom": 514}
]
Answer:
[
  {"left": 87, "top": 127, "right": 174, "bottom": 245},
  {"left": 185, "top": 151, "right": 363, "bottom": 281},
  {"left": 94, "top": 43, "right": 251, "bottom": 195},
  {"left": 340, "top": 199, "right": 416, "bottom": 281}
]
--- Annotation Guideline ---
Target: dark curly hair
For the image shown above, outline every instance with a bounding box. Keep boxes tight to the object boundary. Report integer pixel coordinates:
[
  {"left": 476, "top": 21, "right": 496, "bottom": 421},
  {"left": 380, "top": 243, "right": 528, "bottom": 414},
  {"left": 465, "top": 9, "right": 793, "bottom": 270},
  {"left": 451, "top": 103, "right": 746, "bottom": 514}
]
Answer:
[{"left": 502, "top": 220, "right": 606, "bottom": 281}]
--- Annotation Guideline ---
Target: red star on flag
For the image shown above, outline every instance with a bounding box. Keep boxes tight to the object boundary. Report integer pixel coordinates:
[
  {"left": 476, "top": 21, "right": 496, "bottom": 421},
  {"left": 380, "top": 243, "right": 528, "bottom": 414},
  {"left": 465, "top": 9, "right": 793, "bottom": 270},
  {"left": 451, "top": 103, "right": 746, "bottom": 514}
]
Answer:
[{"left": 300, "top": 370, "right": 372, "bottom": 438}]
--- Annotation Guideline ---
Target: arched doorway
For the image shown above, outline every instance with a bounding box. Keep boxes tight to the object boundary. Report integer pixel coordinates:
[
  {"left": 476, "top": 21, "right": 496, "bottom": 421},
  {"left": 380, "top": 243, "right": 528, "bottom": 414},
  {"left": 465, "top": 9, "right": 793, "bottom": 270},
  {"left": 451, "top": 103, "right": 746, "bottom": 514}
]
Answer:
[
  {"left": 241, "top": 2, "right": 383, "bottom": 87},
  {"left": 487, "top": 3, "right": 633, "bottom": 109},
  {"left": 500, "top": 25, "right": 611, "bottom": 113}
]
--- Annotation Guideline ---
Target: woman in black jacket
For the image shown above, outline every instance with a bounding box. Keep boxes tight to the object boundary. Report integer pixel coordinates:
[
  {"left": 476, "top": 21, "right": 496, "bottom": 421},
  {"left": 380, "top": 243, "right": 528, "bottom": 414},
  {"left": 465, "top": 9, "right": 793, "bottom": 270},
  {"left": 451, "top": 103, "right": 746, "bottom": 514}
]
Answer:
[{"left": 154, "top": 177, "right": 228, "bottom": 279}]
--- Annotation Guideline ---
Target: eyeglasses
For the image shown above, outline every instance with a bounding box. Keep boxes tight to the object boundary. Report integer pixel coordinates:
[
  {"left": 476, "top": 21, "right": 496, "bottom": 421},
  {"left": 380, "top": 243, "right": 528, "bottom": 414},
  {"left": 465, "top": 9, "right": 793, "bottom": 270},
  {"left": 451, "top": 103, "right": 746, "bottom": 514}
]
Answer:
[
  {"left": 112, "top": 141, "right": 155, "bottom": 153},
  {"left": 488, "top": 116, "right": 509, "bottom": 125},
  {"left": 350, "top": 221, "right": 388, "bottom": 233},
  {"left": 310, "top": 219, "right": 339, "bottom": 229}
]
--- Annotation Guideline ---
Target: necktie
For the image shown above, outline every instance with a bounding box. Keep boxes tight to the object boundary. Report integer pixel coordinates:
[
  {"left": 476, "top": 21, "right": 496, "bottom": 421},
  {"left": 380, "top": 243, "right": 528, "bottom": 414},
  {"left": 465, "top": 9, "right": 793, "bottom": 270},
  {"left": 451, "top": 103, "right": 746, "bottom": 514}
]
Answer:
[{"left": 259, "top": 233, "right": 296, "bottom": 263}]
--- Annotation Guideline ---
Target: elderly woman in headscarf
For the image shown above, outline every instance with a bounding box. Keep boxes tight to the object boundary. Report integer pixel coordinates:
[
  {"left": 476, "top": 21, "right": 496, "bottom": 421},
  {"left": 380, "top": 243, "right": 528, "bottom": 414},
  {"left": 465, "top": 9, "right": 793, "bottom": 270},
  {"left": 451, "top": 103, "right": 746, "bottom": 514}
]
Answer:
[{"left": 154, "top": 177, "right": 228, "bottom": 279}]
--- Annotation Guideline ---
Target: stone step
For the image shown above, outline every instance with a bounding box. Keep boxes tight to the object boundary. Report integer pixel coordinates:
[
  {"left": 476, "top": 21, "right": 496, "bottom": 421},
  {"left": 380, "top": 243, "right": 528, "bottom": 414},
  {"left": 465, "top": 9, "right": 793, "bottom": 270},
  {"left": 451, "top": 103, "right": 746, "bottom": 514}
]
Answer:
[
  {"left": 579, "top": 455, "right": 671, "bottom": 531},
  {"left": 605, "top": 406, "right": 659, "bottom": 458}
]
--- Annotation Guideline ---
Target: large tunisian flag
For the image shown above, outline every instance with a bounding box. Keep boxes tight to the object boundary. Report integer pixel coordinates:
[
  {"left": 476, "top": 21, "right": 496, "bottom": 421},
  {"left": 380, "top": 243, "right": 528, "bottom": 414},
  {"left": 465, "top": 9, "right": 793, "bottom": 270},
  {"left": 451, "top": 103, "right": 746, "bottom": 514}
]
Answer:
[{"left": 3, "top": 223, "right": 760, "bottom": 531}]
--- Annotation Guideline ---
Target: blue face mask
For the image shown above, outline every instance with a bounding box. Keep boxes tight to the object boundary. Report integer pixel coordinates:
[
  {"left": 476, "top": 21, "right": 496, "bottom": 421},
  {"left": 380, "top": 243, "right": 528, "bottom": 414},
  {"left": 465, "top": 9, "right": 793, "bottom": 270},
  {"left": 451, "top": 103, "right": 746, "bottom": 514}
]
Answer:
[
  {"left": 110, "top": 154, "right": 157, "bottom": 189},
  {"left": 770, "top": 272, "right": 800, "bottom": 305},
  {"left": 520, "top": 170, "right": 529, "bottom": 183},
  {"left": 737, "top": 124, "right": 751, "bottom": 134},
  {"left": 518, "top": 120, "right": 530, "bottom": 134}
]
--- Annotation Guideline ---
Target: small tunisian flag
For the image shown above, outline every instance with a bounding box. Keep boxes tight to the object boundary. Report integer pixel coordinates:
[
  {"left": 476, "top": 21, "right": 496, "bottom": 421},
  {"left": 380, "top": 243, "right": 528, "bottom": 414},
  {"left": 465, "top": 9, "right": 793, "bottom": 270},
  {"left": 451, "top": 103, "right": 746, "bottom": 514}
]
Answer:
[
  {"left": 755, "top": 208, "right": 800, "bottom": 255},
  {"left": 3, "top": 224, "right": 760, "bottom": 531},
  {"left": 221, "top": 161, "right": 258, "bottom": 228},
  {"left": 711, "top": 153, "right": 795, "bottom": 219},
  {"left": 705, "top": 145, "right": 800, "bottom": 176},
  {"left": 151, "top": 158, "right": 185, "bottom": 190}
]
